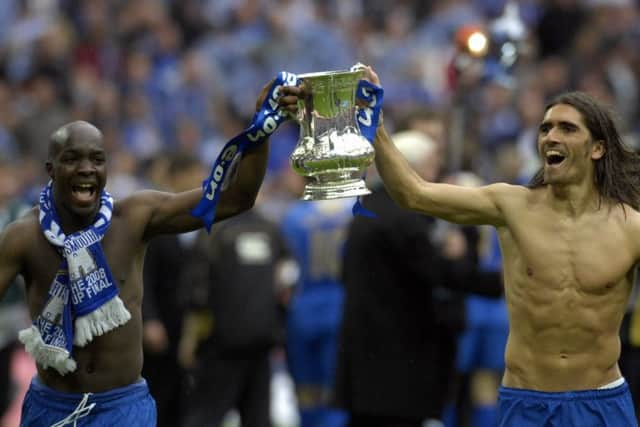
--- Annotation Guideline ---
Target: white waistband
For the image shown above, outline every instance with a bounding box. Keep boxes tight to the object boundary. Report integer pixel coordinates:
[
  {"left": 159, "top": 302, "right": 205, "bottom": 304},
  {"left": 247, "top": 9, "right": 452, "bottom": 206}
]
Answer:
[{"left": 598, "top": 377, "right": 625, "bottom": 390}]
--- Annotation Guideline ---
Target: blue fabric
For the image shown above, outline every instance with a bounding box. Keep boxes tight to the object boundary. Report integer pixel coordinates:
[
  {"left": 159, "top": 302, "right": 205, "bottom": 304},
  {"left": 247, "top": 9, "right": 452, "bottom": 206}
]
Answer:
[
  {"left": 472, "top": 404, "right": 498, "bottom": 427},
  {"left": 353, "top": 79, "right": 384, "bottom": 143},
  {"left": 192, "top": 71, "right": 298, "bottom": 231},
  {"left": 20, "top": 378, "right": 157, "bottom": 427},
  {"left": 286, "top": 286, "right": 344, "bottom": 384},
  {"left": 351, "top": 77, "right": 384, "bottom": 218},
  {"left": 442, "top": 402, "right": 457, "bottom": 427},
  {"left": 480, "top": 229, "right": 502, "bottom": 273},
  {"left": 456, "top": 296, "right": 509, "bottom": 372},
  {"left": 299, "top": 407, "right": 348, "bottom": 427},
  {"left": 281, "top": 200, "right": 352, "bottom": 292},
  {"left": 282, "top": 200, "right": 350, "bottom": 386},
  {"left": 497, "top": 382, "right": 638, "bottom": 427},
  {"left": 457, "top": 227, "right": 508, "bottom": 372}
]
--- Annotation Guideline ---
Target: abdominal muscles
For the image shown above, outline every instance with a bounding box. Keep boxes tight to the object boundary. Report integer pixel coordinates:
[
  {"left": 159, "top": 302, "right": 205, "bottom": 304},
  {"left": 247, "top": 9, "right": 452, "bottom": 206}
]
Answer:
[{"left": 502, "top": 276, "right": 626, "bottom": 391}]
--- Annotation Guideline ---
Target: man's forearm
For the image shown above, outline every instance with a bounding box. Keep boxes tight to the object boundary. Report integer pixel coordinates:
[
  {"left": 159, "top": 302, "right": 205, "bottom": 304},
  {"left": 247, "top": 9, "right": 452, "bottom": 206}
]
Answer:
[{"left": 215, "top": 141, "right": 269, "bottom": 221}]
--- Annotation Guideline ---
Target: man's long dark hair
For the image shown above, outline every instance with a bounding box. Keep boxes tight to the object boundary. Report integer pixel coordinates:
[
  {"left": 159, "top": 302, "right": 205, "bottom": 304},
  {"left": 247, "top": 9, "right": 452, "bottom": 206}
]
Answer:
[{"left": 529, "top": 91, "right": 640, "bottom": 210}]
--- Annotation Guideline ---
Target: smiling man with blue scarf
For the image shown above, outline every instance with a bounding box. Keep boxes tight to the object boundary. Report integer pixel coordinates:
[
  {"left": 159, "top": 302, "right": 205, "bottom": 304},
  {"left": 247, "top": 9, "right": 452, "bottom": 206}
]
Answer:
[{"left": 0, "top": 73, "right": 300, "bottom": 426}]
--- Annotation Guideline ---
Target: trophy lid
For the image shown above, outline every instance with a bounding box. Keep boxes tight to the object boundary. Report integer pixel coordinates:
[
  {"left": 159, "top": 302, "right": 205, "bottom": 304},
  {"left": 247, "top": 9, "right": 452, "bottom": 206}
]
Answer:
[{"left": 297, "top": 69, "right": 363, "bottom": 80}]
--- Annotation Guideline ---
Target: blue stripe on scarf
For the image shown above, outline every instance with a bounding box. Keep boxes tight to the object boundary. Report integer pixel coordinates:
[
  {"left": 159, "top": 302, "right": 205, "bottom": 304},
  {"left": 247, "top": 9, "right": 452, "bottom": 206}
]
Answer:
[
  {"left": 352, "top": 78, "right": 384, "bottom": 218},
  {"left": 192, "top": 71, "right": 298, "bottom": 231}
]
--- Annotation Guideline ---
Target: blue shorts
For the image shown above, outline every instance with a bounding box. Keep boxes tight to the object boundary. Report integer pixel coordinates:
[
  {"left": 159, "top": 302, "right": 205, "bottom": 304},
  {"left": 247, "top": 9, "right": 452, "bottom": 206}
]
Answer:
[
  {"left": 286, "top": 285, "right": 344, "bottom": 385},
  {"left": 498, "top": 382, "right": 638, "bottom": 427},
  {"left": 456, "top": 296, "right": 509, "bottom": 372},
  {"left": 20, "top": 377, "right": 157, "bottom": 427}
]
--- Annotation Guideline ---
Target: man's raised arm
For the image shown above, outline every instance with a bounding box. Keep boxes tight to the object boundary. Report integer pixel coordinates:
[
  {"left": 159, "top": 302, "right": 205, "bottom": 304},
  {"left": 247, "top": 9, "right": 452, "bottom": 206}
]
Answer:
[
  {"left": 373, "top": 123, "right": 507, "bottom": 226},
  {"left": 349, "top": 64, "right": 506, "bottom": 227}
]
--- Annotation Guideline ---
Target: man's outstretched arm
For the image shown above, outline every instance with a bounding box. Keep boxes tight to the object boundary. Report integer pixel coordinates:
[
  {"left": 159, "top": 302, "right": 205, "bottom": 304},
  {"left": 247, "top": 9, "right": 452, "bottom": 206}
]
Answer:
[
  {"left": 351, "top": 65, "right": 508, "bottom": 227},
  {"left": 139, "top": 77, "right": 290, "bottom": 238},
  {"left": 373, "top": 123, "right": 508, "bottom": 226}
]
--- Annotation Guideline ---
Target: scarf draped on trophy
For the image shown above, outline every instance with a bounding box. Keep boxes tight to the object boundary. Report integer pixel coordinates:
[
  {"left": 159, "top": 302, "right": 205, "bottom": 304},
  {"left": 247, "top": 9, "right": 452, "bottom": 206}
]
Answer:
[
  {"left": 350, "top": 64, "right": 384, "bottom": 217},
  {"left": 19, "top": 182, "right": 131, "bottom": 375}
]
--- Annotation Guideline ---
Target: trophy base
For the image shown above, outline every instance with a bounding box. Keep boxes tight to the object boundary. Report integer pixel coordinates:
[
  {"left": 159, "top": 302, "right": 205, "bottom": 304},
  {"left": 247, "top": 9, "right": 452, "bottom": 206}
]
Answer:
[{"left": 301, "top": 179, "right": 371, "bottom": 201}]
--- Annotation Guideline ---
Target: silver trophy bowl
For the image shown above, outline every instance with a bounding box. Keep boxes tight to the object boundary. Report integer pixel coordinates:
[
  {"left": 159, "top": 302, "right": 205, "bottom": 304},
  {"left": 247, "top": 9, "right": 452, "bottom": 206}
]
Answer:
[{"left": 290, "top": 69, "right": 375, "bottom": 201}]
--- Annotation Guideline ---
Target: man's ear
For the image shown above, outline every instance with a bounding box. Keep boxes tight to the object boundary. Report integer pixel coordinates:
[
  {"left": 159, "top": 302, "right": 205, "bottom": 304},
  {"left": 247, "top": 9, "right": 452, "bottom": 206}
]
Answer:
[
  {"left": 591, "top": 140, "right": 605, "bottom": 160},
  {"left": 45, "top": 160, "right": 54, "bottom": 179}
]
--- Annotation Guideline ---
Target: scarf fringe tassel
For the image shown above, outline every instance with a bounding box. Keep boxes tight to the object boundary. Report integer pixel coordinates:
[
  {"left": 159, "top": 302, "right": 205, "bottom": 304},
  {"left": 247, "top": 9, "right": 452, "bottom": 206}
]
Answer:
[
  {"left": 74, "top": 296, "right": 131, "bottom": 347},
  {"left": 18, "top": 296, "right": 131, "bottom": 375},
  {"left": 18, "top": 326, "right": 77, "bottom": 375}
]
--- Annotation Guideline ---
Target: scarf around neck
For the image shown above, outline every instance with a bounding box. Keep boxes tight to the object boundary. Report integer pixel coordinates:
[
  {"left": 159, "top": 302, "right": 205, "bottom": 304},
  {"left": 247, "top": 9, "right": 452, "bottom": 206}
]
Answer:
[{"left": 18, "top": 182, "right": 131, "bottom": 375}]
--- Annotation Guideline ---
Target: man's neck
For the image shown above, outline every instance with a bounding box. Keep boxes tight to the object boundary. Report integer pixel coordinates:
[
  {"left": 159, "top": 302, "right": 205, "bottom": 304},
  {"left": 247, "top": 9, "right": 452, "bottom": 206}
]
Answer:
[
  {"left": 546, "top": 182, "right": 601, "bottom": 217},
  {"left": 53, "top": 201, "right": 96, "bottom": 234}
]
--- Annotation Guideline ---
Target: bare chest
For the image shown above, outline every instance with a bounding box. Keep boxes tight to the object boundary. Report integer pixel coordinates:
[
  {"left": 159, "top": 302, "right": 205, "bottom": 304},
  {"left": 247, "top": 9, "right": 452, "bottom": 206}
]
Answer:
[
  {"left": 501, "top": 214, "right": 635, "bottom": 294},
  {"left": 23, "top": 220, "right": 145, "bottom": 313}
]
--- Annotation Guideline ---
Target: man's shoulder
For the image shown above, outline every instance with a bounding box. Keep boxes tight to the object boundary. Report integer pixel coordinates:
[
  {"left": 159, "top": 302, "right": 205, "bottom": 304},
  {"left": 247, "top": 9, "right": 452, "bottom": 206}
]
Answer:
[
  {"left": 618, "top": 203, "right": 640, "bottom": 227},
  {"left": 9, "top": 206, "right": 39, "bottom": 231},
  {"left": 1, "top": 207, "right": 39, "bottom": 251},
  {"left": 484, "top": 182, "right": 532, "bottom": 205},
  {"left": 111, "top": 189, "right": 160, "bottom": 216}
]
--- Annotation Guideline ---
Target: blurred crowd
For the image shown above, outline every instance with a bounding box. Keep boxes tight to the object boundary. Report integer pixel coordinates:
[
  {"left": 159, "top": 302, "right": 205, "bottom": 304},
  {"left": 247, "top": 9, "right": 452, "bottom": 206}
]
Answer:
[{"left": 2, "top": 0, "right": 640, "bottom": 426}]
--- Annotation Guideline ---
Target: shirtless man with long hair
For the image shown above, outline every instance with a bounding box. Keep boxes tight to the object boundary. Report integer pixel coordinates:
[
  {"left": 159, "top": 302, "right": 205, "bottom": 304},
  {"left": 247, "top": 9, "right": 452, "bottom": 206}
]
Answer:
[{"left": 279, "top": 67, "right": 640, "bottom": 426}]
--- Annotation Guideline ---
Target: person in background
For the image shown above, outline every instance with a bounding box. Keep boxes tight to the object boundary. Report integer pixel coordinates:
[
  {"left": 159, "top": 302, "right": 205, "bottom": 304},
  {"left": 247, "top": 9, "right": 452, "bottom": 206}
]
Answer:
[
  {"left": 142, "top": 152, "right": 206, "bottom": 427},
  {"left": 179, "top": 199, "right": 298, "bottom": 427},
  {"left": 335, "top": 129, "right": 500, "bottom": 427},
  {"left": 281, "top": 170, "right": 353, "bottom": 427},
  {"left": 621, "top": 286, "right": 640, "bottom": 423},
  {"left": 0, "top": 159, "right": 31, "bottom": 425}
]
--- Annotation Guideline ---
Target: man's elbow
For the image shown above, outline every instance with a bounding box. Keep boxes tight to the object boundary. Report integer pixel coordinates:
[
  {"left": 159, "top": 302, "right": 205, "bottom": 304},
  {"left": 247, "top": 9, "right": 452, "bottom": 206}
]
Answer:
[
  {"left": 240, "top": 197, "right": 257, "bottom": 214},
  {"left": 394, "top": 187, "right": 421, "bottom": 212},
  {"left": 235, "top": 192, "right": 258, "bottom": 215}
]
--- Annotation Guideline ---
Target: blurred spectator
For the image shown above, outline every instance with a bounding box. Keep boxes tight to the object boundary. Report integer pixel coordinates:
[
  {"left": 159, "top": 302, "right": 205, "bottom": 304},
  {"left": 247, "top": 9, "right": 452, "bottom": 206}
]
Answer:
[
  {"left": 13, "top": 70, "right": 70, "bottom": 164},
  {"left": 142, "top": 152, "right": 206, "bottom": 427},
  {"left": 447, "top": 223, "right": 507, "bottom": 427},
  {"left": 335, "top": 130, "right": 499, "bottom": 427},
  {"left": 534, "top": 0, "right": 585, "bottom": 58},
  {"left": 179, "top": 203, "right": 297, "bottom": 427},
  {"left": 621, "top": 288, "right": 640, "bottom": 424},
  {"left": 281, "top": 174, "right": 353, "bottom": 427},
  {"left": 0, "top": 159, "right": 31, "bottom": 423}
]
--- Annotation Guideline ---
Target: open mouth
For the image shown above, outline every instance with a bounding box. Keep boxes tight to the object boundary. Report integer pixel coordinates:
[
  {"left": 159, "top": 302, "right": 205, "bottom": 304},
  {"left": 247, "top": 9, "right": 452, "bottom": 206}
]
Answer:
[
  {"left": 545, "top": 150, "right": 566, "bottom": 167},
  {"left": 71, "top": 183, "right": 97, "bottom": 204}
]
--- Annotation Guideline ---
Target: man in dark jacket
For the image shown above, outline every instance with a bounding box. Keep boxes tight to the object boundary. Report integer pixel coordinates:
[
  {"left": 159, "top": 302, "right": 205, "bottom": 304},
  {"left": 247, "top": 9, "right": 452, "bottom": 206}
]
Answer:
[
  {"left": 142, "top": 153, "right": 207, "bottom": 427},
  {"left": 335, "top": 130, "right": 501, "bottom": 427}
]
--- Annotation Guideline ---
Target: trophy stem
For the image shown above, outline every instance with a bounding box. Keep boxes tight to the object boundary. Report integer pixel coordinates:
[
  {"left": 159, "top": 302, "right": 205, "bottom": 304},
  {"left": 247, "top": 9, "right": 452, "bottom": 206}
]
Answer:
[{"left": 302, "top": 178, "right": 371, "bottom": 201}]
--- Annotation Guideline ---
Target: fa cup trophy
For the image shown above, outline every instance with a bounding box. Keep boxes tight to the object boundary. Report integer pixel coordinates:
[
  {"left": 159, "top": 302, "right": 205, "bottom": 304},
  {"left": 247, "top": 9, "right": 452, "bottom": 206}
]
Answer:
[{"left": 289, "top": 69, "right": 375, "bottom": 200}]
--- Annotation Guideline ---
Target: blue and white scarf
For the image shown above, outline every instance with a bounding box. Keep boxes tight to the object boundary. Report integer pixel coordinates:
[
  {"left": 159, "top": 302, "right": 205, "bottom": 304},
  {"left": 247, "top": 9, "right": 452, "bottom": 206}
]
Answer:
[
  {"left": 192, "top": 71, "right": 298, "bottom": 231},
  {"left": 351, "top": 66, "right": 384, "bottom": 217},
  {"left": 19, "top": 182, "right": 131, "bottom": 375}
]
